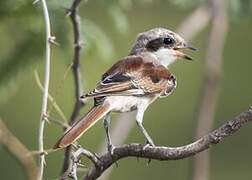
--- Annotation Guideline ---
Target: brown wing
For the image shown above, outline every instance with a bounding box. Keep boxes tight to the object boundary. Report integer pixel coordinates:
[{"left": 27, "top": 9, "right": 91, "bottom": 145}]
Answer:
[
  {"left": 82, "top": 55, "right": 175, "bottom": 99},
  {"left": 131, "top": 64, "right": 176, "bottom": 95}
]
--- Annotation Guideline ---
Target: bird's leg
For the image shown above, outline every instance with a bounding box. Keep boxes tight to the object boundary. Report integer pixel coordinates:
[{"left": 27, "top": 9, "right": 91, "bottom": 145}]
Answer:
[
  {"left": 136, "top": 106, "right": 155, "bottom": 147},
  {"left": 136, "top": 107, "right": 155, "bottom": 164},
  {"left": 136, "top": 120, "right": 155, "bottom": 147},
  {"left": 103, "top": 114, "right": 115, "bottom": 155}
]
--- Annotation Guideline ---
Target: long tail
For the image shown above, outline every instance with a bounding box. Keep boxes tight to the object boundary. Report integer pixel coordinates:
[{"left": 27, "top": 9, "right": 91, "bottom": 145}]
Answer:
[{"left": 54, "top": 104, "right": 110, "bottom": 148}]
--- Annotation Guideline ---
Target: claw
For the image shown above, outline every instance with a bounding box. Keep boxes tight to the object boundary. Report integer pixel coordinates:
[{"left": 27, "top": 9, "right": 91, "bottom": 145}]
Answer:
[
  {"left": 147, "top": 158, "right": 152, "bottom": 165},
  {"left": 107, "top": 143, "right": 119, "bottom": 167},
  {"left": 107, "top": 143, "right": 115, "bottom": 156},
  {"left": 93, "top": 152, "right": 101, "bottom": 161},
  {"left": 143, "top": 141, "right": 155, "bottom": 165},
  {"left": 143, "top": 140, "right": 155, "bottom": 151},
  {"left": 147, "top": 139, "right": 155, "bottom": 147},
  {"left": 115, "top": 161, "right": 119, "bottom": 168}
]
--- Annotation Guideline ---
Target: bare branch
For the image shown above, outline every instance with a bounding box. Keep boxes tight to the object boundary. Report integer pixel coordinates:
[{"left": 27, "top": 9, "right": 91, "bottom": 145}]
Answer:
[
  {"left": 37, "top": 0, "right": 53, "bottom": 179},
  {"left": 68, "top": 1, "right": 85, "bottom": 124},
  {"left": 61, "top": 0, "right": 85, "bottom": 178},
  {"left": 0, "top": 119, "right": 38, "bottom": 180},
  {"left": 193, "top": 1, "right": 229, "bottom": 180},
  {"left": 66, "top": 0, "right": 85, "bottom": 124},
  {"left": 77, "top": 107, "right": 252, "bottom": 180},
  {"left": 34, "top": 70, "right": 68, "bottom": 123},
  {"left": 64, "top": 148, "right": 94, "bottom": 180}
]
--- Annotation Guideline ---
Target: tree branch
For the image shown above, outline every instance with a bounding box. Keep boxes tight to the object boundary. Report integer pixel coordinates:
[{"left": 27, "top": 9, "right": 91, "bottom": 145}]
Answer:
[
  {"left": 61, "top": 0, "right": 85, "bottom": 178},
  {"left": 77, "top": 106, "right": 252, "bottom": 180},
  {"left": 37, "top": 0, "right": 53, "bottom": 179},
  {"left": 0, "top": 119, "right": 38, "bottom": 180}
]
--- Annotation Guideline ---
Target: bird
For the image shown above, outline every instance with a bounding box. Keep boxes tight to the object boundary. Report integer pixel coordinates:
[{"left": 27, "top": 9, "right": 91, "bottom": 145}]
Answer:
[{"left": 54, "top": 27, "right": 196, "bottom": 153}]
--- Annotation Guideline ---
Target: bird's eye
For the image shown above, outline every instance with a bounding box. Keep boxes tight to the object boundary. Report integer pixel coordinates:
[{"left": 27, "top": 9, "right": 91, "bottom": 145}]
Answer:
[{"left": 163, "top": 37, "right": 174, "bottom": 45}]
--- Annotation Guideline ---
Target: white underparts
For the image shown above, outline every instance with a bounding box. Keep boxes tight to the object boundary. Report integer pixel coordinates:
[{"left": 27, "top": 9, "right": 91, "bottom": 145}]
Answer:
[
  {"left": 105, "top": 96, "right": 151, "bottom": 125},
  {"left": 105, "top": 96, "right": 151, "bottom": 113}
]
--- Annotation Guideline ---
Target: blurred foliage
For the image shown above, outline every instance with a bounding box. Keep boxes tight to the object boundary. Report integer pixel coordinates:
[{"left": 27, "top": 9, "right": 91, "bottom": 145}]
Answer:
[
  {"left": 169, "top": 0, "right": 252, "bottom": 21},
  {"left": 229, "top": 0, "right": 252, "bottom": 21},
  {"left": 168, "top": 0, "right": 202, "bottom": 8},
  {"left": 0, "top": 1, "right": 252, "bottom": 179},
  {"left": 81, "top": 19, "right": 115, "bottom": 61},
  {"left": 0, "top": 31, "right": 43, "bottom": 103},
  {"left": 108, "top": 5, "right": 129, "bottom": 34}
]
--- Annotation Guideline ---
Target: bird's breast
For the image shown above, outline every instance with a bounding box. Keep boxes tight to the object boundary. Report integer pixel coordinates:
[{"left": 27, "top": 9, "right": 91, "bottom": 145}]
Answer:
[{"left": 105, "top": 96, "right": 152, "bottom": 113}]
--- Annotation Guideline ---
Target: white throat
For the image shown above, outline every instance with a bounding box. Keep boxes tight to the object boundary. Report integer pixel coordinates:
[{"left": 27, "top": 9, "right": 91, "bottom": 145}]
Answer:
[{"left": 151, "top": 48, "right": 177, "bottom": 67}]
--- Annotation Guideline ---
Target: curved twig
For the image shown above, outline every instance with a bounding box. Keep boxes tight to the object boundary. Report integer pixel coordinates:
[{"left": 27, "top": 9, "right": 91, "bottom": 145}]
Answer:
[
  {"left": 0, "top": 119, "right": 38, "bottom": 180},
  {"left": 34, "top": 70, "right": 68, "bottom": 123},
  {"left": 37, "top": 0, "right": 53, "bottom": 179},
  {"left": 74, "top": 106, "right": 252, "bottom": 180}
]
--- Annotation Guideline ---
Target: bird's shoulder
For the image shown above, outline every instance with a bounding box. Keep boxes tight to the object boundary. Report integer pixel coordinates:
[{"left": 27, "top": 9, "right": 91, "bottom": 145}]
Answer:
[
  {"left": 102, "top": 55, "right": 145, "bottom": 79},
  {"left": 102, "top": 54, "right": 173, "bottom": 81}
]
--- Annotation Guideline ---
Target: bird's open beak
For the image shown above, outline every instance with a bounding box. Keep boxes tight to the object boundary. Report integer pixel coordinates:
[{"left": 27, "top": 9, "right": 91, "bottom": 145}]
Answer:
[{"left": 173, "top": 43, "right": 197, "bottom": 60}]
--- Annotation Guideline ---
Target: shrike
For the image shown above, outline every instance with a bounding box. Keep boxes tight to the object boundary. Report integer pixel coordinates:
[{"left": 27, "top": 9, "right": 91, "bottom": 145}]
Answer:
[{"left": 55, "top": 28, "right": 196, "bottom": 153}]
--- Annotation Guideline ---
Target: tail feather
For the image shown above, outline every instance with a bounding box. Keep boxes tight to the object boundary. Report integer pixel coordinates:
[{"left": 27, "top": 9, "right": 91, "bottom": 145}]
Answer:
[{"left": 54, "top": 104, "right": 110, "bottom": 148}]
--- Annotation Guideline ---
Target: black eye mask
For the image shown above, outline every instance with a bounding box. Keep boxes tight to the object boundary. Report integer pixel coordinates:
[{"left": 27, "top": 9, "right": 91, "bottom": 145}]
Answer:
[
  {"left": 146, "top": 37, "right": 175, "bottom": 52},
  {"left": 163, "top": 37, "right": 174, "bottom": 45}
]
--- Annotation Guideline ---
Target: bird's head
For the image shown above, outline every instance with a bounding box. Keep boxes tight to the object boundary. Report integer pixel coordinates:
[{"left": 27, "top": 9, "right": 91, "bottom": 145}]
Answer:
[{"left": 130, "top": 27, "right": 196, "bottom": 67}]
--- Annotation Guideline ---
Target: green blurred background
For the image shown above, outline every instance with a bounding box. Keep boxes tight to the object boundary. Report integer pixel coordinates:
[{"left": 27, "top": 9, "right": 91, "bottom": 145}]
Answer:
[{"left": 0, "top": 0, "right": 252, "bottom": 179}]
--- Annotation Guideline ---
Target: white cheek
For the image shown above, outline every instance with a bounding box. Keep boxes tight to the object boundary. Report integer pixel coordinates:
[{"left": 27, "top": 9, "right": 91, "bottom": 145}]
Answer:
[{"left": 153, "top": 48, "right": 177, "bottom": 67}]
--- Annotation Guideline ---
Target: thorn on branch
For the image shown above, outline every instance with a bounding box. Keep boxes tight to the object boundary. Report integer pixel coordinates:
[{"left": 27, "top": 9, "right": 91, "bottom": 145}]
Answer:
[
  {"left": 39, "top": 151, "right": 48, "bottom": 156},
  {"left": 48, "top": 36, "right": 60, "bottom": 46},
  {"left": 65, "top": 8, "right": 74, "bottom": 17},
  {"left": 32, "top": 0, "right": 40, "bottom": 5},
  {"left": 74, "top": 42, "right": 83, "bottom": 49},
  {"left": 42, "top": 113, "right": 49, "bottom": 123}
]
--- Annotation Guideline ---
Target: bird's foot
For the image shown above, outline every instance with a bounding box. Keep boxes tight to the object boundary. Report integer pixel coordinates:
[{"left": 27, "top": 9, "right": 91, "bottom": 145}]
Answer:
[
  {"left": 107, "top": 143, "right": 119, "bottom": 167},
  {"left": 107, "top": 143, "right": 115, "bottom": 156},
  {"left": 143, "top": 140, "right": 155, "bottom": 150},
  {"left": 143, "top": 140, "right": 155, "bottom": 165}
]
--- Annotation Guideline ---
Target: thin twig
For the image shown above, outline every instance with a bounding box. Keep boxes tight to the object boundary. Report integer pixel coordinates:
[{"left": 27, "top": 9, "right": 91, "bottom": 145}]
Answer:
[
  {"left": 67, "top": 148, "right": 95, "bottom": 180},
  {"left": 68, "top": 0, "right": 84, "bottom": 124},
  {"left": 46, "top": 62, "right": 73, "bottom": 118},
  {"left": 45, "top": 116, "right": 69, "bottom": 128},
  {"left": 37, "top": 0, "right": 52, "bottom": 179},
  {"left": 34, "top": 70, "right": 68, "bottom": 122},
  {"left": 77, "top": 107, "right": 252, "bottom": 180},
  {"left": 0, "top": 119, "right": 38, "bottom": 180},
  {"left": 98, "top": 4, "right": 212, "bottom": 180},
  {"left": 61, "top": 0, "right": 85, "bottom": 178},
  {"left": 193, "top": 1, "right": 229, "bottom": 180}
]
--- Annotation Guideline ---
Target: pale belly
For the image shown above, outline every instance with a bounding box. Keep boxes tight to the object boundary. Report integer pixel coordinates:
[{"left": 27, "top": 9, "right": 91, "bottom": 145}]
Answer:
[{"left": 104, "top": 96, "right": 152, "bottom": 113}]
